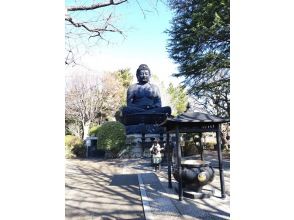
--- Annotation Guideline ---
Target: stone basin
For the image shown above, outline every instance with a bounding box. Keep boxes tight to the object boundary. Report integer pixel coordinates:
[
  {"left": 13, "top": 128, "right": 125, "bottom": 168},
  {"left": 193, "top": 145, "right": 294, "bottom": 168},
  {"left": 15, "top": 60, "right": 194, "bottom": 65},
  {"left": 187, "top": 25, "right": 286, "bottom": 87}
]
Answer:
[
  {"left": 173, "top": 159, "right": 215, "bottom": 192},
  {"left": 181, "top": 159, "right": 211, "bottom": 168}
]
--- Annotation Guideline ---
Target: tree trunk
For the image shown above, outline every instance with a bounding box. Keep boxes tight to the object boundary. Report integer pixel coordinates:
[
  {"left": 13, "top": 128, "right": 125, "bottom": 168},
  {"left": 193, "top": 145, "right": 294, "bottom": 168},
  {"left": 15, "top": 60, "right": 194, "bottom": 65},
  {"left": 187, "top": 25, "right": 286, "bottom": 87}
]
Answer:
[
  {"left": 83, "top": 121, "right": 91, "bottom": 140},
  {"left": 221, "top": 123, "right": 230, "bottom": 150}
]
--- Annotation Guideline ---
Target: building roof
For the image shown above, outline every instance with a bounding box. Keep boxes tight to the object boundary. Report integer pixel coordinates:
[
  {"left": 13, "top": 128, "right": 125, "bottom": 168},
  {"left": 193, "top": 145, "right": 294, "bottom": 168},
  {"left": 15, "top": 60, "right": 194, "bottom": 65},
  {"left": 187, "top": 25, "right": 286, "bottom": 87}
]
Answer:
[
  {"left": 160, "top": 111, "right": 229, "bottom": 132},
  {"left": 171, "top": 111, "right": 229, "bottom": 123}
]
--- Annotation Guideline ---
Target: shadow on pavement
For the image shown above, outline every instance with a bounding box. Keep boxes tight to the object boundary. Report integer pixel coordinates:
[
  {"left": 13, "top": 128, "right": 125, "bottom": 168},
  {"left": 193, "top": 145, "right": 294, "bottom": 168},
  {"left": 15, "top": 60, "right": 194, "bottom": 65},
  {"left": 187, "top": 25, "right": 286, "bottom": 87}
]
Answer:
[{"left": 65, "top": 160, "right": 144, "bottom": 220}]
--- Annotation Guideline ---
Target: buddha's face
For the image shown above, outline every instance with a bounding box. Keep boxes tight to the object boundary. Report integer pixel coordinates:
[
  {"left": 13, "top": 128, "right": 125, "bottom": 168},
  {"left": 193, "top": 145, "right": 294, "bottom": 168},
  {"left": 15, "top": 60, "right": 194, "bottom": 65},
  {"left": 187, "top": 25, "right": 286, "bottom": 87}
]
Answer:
[{"left": 137, "top": 69, "right": 151, "bottom": 84}]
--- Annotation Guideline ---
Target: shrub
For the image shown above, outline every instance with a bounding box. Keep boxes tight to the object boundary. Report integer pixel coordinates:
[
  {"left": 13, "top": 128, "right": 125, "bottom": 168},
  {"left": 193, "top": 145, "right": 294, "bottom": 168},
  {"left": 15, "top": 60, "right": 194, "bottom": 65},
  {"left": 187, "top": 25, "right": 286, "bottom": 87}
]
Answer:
[
  {"left": 65, "top": 135, "right": 85, "bottom": 158},
  {"left": 96, "top": 121, "right": 126, "bottom": 157},
  {"left": 205, "top": 142, "right": 215, "bottom": 150},
  {"left": 88, "top": 125, "right": 100, "bottom": 137}
]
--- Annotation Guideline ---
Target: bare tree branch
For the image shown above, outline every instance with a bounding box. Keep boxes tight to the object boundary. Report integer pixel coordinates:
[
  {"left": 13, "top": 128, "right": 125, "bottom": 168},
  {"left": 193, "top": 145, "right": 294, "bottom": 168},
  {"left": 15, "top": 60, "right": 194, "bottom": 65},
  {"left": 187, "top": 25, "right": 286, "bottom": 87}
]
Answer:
[
  {"left": 65, "top": 72, "right": 125, "bottom": 138},
  {"left": 66, "top": 0, "right": 128, "bottom": 12},
  {"left": 134, "top": 0, "right": 146, "bottom": 19},
  {"left": 65, "top": 0, "right": 162, "bottom": 64},
  {"left": 65, "top": 14, "right": 125, "bottom": 40},
  {"left": 65, "top": 16, "right": 103, "bottom": 36}
]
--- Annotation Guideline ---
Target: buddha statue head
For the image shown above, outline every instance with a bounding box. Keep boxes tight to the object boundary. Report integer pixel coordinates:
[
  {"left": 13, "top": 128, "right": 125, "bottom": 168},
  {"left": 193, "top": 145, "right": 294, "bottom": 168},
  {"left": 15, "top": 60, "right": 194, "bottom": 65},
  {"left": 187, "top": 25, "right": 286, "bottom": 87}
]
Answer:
[{"left": 136, "top": 64, "right": 151, "bottom": 84}]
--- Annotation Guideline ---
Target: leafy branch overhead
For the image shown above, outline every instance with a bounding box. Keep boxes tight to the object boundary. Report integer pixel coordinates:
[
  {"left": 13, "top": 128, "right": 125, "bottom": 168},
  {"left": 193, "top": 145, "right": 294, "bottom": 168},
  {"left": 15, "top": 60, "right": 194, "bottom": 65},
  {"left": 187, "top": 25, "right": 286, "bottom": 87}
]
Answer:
[{"left": 166, "top": 0, "right": 230, "bottom": 117}]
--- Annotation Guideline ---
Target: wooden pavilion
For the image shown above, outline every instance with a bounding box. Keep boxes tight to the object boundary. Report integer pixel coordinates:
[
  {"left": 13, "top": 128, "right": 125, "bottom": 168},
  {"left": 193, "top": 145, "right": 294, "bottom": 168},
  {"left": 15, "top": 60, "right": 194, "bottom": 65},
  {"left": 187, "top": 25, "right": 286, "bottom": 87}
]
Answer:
[{"left": 160, "top": 111, "right": 229, "bottom": 200}]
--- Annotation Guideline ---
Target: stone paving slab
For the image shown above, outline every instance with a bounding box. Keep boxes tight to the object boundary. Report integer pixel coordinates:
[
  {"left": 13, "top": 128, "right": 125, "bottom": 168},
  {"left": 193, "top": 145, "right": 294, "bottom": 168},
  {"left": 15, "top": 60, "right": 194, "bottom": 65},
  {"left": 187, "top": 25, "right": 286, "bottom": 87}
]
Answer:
[
  {"left": 159, "top": 176, "right": 230, "bottom": 220},
  {"left": 128, "top": 157, "right": 230, "bottom": 220},
  {"left": 65, "top": 154, "right": 230, "bottom": 220},
  {"left": 65, "top": 159, "right": 144, "bottom": 220},
  {"left": 139, "top": 173, "right": 183, "bottom": 220}
]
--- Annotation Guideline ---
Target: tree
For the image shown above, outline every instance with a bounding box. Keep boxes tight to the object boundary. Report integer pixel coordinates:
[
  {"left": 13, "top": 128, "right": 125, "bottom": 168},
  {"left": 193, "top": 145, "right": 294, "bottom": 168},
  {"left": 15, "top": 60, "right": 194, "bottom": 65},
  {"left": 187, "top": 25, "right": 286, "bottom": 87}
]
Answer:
[
  {"left": 65, "top": 72, "right": 124, "bottom": 139},
  {"left": 65, "top": 0, "right": 127, "bottom": 64},
  {"left": 112, "top": 68, "right": 134, "bottom": 121},
  {"left": 166, "top": 83, "right": 188, "bottom": 116},
  {"left": 65, "top": 118, "right": 83, "bottom": 137},
  {"left": 100, "top": 73, "right": 126, "bottom": 120},
  {"left": 166, "top": 0, "right": 230, "bottom": 118},
  {"left": 115, "top": 68, "right": 133, "bottom": 88},
  {"left": 114, "top": 68, "right": 134, "bottom": 105},
  {"left": 65, "top": 0, "right": 162, "bottom": 65}
]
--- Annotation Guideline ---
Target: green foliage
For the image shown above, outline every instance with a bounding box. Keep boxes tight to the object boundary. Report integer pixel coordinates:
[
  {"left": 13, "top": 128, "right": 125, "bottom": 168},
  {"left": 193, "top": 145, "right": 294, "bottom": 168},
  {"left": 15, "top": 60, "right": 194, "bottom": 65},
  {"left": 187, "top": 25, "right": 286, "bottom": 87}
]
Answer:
[
  {"left": 96, "top": 121, "right": 126, "bottom": 156},
  {"left": 167, "top": 83, "right": 188, "bottom": 115},
  {"left": 112, "top": 68, "right": 133, "bottom": 121},
  {"left": 65, "top": 135, "right": 85, "bottom": 158},
  {"left": 204, "top": 142, "right": 216, "bottom": 150},
  {"left": 151, "top": 73, "right": 160, "bottom": 83},
  {"left": 115, "top": 69, "right": 133, "bottom": 89},
  {"left": 88, "top": 125, "right": 100, "bottom": 136},
  {"left": 113, "top": 69, "right": 133, "bottom": 106},
  {"left": 166, "top": 0, "right": 230, "bottom": 118}
]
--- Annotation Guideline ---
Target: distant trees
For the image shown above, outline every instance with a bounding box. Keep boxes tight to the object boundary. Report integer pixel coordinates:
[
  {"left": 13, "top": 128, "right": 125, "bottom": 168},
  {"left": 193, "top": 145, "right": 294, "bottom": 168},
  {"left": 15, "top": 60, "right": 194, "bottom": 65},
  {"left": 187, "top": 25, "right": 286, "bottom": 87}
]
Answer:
[
  {"left": 113, "top": 68, "right": 134, "bottom": 105},
  {"left": 167, "top": 83, "right": 188, "bottom": 116},
  {"left": 65, "top": 71, "right": 125, "bottom": 139},
  {"left": 166, "top": 0, "right": 230, "bottom": 118}
]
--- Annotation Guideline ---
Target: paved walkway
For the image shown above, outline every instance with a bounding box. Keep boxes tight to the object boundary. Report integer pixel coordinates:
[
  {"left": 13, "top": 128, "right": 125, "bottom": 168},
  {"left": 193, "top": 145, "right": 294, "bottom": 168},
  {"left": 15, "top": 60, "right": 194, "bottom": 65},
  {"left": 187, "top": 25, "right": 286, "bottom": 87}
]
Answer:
[
  {"left": 131, "top": 158, "right": 230, "bottom": 220},
  {"left": 65, "top": 152, "right": 230, "bottom": 220},
  {"left": 65, "top": 159, "right": 144, "bottom": 219}
]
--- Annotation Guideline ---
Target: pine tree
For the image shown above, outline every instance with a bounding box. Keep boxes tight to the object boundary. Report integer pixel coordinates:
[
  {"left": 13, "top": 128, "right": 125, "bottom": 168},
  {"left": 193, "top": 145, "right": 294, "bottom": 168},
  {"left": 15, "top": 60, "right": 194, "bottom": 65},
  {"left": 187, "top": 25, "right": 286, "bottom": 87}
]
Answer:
[
  {"left": 166, "top": 0, "right": 230, "bottom": 117},
  {"left": 167, "top": 83, "right": 188, "bottom": 116}
]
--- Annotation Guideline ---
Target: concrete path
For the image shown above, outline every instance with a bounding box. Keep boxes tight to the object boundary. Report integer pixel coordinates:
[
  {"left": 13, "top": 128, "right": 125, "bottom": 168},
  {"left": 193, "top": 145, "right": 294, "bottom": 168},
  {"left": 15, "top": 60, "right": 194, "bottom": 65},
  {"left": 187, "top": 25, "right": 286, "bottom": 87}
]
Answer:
[
  {"left": 65, "top": 159, "right": 144, "bottom": 220},
  {"left": 132, "top": 158, "right": 230, "bottom": 220},
  {"left": 65, "top": 152, "right": 230, "bottom": 220}
]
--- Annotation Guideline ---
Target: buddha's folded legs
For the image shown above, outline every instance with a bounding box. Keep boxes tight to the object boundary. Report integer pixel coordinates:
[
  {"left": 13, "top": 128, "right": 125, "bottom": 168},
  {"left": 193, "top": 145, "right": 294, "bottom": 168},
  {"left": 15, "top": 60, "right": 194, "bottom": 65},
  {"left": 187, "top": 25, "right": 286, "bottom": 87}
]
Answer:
[{"left": 122, "top": 106, "right": 171, "bottom": 116}]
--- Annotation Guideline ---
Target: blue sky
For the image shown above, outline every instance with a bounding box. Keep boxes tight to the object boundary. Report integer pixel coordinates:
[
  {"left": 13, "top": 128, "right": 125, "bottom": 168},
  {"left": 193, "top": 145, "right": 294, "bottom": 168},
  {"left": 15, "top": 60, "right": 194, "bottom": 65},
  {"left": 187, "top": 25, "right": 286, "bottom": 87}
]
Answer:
[{"left": 65, "top": 0, "right": 181, "bottom": 86}]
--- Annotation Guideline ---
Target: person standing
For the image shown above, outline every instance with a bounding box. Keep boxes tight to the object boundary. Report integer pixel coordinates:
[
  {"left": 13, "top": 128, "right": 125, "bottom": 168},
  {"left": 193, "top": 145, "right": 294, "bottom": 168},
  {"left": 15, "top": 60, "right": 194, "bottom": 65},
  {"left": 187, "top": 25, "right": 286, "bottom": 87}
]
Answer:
[{"left": 150, "top": 140, "right": 164, "bottom": 171}]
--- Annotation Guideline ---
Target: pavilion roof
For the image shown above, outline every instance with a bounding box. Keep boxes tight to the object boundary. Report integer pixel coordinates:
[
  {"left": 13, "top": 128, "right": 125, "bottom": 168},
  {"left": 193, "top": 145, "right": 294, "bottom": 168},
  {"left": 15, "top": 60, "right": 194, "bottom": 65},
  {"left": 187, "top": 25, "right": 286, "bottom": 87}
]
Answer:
[
  {"left": 172, "top": 111, "right": 228, "bottom": 123},
  {"left": 160, "top": 111, "right": 229, "bottom": 132}
]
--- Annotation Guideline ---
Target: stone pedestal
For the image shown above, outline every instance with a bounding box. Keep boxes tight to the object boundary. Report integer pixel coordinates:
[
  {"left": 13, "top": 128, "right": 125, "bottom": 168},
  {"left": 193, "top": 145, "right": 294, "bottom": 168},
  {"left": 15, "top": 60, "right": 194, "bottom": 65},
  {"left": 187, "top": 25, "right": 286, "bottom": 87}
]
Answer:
[
  {"left": 125, "top": 123, "right": 164, "bottom": 135},
  {"left": 126, "top": 133, "right": 167, "bottom": 158}
]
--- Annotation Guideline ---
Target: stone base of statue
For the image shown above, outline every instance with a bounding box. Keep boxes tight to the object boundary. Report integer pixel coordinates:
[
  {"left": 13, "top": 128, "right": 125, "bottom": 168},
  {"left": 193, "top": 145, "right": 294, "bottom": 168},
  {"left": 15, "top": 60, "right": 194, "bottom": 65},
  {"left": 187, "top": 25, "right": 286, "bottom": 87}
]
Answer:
[
  {"left": 120, "top": 109, "right": 171, "bottom": 158},
  {"left": 122, "top": 112, "right": 169, "bottom": 134},
  {"left": 122, "top": 112, "right": 169, "bottom": 126},
  {"left": 123, "top": 133, "right": 173, "bottom": 158},
  {"left": 126, "top": 134, "right": 161, "bottom": 157},
  {"left": 125, "top": 123, "right": 165, "bottom": 135}
]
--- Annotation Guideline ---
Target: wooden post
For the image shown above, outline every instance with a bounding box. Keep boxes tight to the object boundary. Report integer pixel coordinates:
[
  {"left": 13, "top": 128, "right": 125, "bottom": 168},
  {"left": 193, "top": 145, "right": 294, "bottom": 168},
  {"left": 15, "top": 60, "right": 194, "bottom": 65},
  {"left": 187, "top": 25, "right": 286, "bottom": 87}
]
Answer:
[
  {"left": 176, "top": 126, "right": 183, "bottom": 201},
  {"left": 216, "top": 124, "right": 226, "bottom": 198},
  {"left": 167, "top": 132, "right": 172, "bottom": 188}
]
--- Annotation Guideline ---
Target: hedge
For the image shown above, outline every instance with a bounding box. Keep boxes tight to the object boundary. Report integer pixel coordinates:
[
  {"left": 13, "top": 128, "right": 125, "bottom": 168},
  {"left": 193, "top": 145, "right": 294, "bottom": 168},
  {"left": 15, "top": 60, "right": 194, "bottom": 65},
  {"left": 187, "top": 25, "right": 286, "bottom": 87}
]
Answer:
[{"left": 96, "top": 121, "right": 126, "bottom": 157}]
